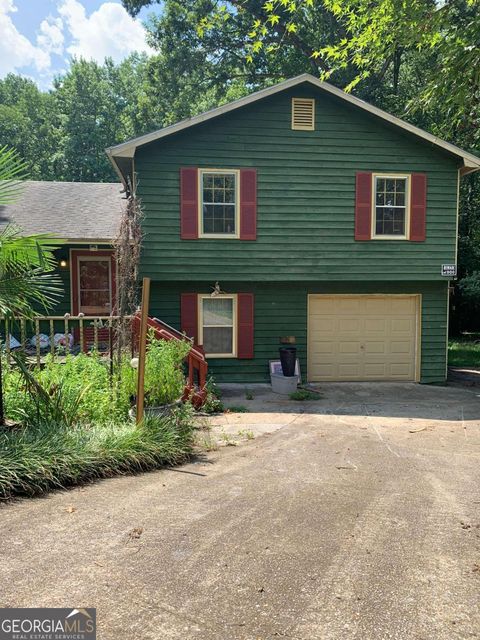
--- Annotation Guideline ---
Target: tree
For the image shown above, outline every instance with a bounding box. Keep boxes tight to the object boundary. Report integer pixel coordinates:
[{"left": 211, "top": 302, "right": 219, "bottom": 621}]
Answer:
[
  {"left": 123, "top": 1, "right": 480, "bottom": 128},
  {"left": 0, "top": 75, "right": 57, "bottom": 180},
  {"left": 53, "top": 59, "right": 124, "bottom": 181}
]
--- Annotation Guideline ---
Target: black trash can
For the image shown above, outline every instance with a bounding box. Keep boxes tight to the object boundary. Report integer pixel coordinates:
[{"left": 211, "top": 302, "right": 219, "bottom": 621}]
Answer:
[{"left": 279, "top": 346, "right": 297, "bottom": 377}]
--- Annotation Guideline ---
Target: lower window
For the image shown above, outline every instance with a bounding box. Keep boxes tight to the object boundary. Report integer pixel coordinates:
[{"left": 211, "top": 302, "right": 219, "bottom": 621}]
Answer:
[{"left": 199, "top": 294, "right": 237, "bottom": 357}]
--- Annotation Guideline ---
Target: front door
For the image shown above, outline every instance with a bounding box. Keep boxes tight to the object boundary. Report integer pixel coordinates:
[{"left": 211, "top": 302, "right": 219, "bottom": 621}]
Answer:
[{"left": 71, "top": 250, "right": 116, "bottom": 316}]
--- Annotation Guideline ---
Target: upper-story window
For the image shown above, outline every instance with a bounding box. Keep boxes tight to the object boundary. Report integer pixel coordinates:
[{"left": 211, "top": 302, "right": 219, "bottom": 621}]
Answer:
[
  {"left": 372, "top": 174, "right": 410, "bottom": 239},
  {"left": 199, "top": 169, "right": 239, "bottom": 238}
]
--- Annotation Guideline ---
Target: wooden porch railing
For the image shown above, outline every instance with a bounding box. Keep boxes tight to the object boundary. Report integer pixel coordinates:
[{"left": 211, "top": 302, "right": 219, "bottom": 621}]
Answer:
[
  {"left": 2, "top": 313, "right": 209, "bottom": 407},
  {"left": 1, "top": 315, "right": 133, "bottom": 366}
]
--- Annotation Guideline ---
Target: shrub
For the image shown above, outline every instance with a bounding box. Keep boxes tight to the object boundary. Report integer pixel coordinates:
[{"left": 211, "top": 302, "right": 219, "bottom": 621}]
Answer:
[
  {"left": 143, "top": 334, "right": 191, "bottom": 405},
  {"left": 123, "top": 334, "right": 191, "bottom": 407},
  {"left": 3, "top": 333, "right": 191, "bottom": 427},
  {"left": 0, "top": 406, "right": 195, "bottom": 500},
  {"left": 5, "top": 353, "right": 131, "bottom": 427}
]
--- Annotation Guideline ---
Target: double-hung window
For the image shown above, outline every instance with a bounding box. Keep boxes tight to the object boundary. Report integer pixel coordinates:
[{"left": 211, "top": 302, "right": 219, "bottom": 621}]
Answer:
[
  {"left": 199, "top": 169, "right": 239, "bottom": 238},
  {"left": 373, "top": 174, "right": 410, "bottom": 239},
  {"left": 199, "top": 295, "right": 237, "bottom": 357}
]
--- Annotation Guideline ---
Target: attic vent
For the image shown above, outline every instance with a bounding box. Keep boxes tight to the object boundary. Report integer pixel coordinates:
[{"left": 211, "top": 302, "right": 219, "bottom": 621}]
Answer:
[{"left": 292, "top": 98, "right": 315, "bottom": 131}]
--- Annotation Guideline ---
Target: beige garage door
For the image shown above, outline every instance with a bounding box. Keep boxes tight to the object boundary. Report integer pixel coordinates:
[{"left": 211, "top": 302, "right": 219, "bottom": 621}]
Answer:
[{"left": 308, "top": 295, "right": 420, "bottom": 382}]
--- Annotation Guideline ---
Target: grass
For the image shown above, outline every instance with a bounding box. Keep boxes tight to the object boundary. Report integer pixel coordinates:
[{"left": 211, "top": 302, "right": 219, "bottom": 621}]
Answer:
[
  {"left": 226, "top": 405, "right": 249, "bottom": 413},
  {"left": 289, "top": 389, "right": 322, "bottom": 401},
  {"left": 448, "top": 339, "right": 480, "bottom": 367},
  {"left": 0, "top": 410, "right": 195, "bottom": 501},
  {"left": 237, "top": 429, "right": 255, "bottom": 440}
]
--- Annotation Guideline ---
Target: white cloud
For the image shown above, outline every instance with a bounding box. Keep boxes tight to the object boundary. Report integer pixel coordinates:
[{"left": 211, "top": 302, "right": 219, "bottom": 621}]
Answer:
[
  {"left": 37, "top": 17, "right": 64, "bottom": 55},
  {"left": 0, "top": 0, "right": 50, "bottom": 75},
  {"left": 58, "top": 0, "right": 153, "bottom": 64}
]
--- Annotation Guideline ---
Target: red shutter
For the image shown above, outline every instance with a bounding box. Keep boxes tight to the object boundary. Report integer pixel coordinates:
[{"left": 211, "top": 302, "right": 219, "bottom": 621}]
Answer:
[
  {"left": 409, "top": 173, "right": 427, "bottom": 242},
  {"left": 355, "top": 172, "right": 372, "bottom": 241},
  {"left": 180, "top": 168, "right": 198, "bottom": 239},
  {"left": 237, "top": 293, "right": 254, "bottom": 359},
  {"left": 240, "top": 169, "right": 257, "bottom": 240},
  {"left": 181, "top": 293, "right": 198, "bottom": 344}
]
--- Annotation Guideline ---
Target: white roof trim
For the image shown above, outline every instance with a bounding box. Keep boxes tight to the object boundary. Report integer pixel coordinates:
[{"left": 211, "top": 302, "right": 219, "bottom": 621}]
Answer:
[{"left": 106, "top": 73, "right": 480, "bottom": 171}]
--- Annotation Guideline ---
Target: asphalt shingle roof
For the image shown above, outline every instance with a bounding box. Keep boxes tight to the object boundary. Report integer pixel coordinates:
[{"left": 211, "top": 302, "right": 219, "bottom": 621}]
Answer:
[{"left": 0, "top": 181, "right": 126, "bottom": 241}]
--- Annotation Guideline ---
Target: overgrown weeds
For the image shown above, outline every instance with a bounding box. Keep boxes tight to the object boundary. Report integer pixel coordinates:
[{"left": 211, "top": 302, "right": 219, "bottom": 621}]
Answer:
[
  {"left": 289, "top": 388, "right": 322, "bottom": 401},
  {"left": 0, "top": 333, "right": 195, "bottom": 500},
  {"left": 202, "top": 376, "right": 224, "bottom": 414},
  {"left": 0, "top": 406, "right": 195, "bottom": 500}
]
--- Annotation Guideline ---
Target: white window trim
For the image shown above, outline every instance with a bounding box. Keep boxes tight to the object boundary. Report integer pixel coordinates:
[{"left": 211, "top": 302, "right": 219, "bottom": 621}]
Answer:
[
  {"left": 198, "top": 168, "right": 240, "bottom": 239},
  {"left": 198, "top": 293, "right": 238, "bottom": 358},
  {"left": 371, "top": 173, "right": 411, "bottom": 240}
]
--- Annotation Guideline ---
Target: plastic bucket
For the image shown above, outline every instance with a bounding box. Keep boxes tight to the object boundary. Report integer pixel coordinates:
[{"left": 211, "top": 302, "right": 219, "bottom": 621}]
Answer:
[{"left": 270, "top": 373, "right": 299, "bottom": 395}]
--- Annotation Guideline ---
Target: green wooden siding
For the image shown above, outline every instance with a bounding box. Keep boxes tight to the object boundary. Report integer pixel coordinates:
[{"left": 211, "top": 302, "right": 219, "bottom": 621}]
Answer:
[
  {"left": 136, "top": 83, "right": 459, "bottom": 282},
  {"left": 148, "top": 281, "right": 449, "bottom": 384},
  {"left": 54, "top": 246, "right": 73, "bottom": 316}
]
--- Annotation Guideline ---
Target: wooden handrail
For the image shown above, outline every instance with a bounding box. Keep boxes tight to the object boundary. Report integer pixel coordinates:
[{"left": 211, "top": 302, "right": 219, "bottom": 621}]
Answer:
[{"left": 132, "top": 314, "right": 209, "bottom": 409}]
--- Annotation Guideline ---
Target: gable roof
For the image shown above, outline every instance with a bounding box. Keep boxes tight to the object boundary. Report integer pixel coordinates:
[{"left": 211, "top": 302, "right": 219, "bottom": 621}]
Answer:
[
  {"left": 107, "top": 73, "right": 480, "bottom": 186},
  {"left": 0, "top": 181, "right": 126, "bottom": 243}
]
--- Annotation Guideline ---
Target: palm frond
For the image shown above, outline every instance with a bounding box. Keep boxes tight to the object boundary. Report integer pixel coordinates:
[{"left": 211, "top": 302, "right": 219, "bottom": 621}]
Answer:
[
  {"left": 0, "top": 269, "right": 63, "bottom": 317},
  {"left": 0, "top": 225, "right": 63, "bottom": 273},
  {"left": 0, "top": 146, "right": 28, "bottom": 205}
]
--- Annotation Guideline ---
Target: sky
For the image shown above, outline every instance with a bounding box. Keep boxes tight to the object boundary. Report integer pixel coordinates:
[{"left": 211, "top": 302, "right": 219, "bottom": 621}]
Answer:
[{"left": 0, "top": 0, "right": 160, "bottom": 88}]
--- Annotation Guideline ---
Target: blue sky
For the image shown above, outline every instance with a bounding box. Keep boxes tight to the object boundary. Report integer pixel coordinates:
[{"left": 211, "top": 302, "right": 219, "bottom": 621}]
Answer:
[{"left": 0, "top": 0, "right": 160, "bottom": 88}]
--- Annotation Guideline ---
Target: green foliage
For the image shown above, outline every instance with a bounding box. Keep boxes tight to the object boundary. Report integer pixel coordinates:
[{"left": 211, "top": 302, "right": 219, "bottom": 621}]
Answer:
[
  {"left": 458, "top": 272, "right": 480, "bottom": 307},
  {"left": 238, "top": 428, "right": 255, "bottom": 439},
  {"left": 0, "top": 225, "right": 63, "bottom": 317},
  {"left": 227, "top": 405, "right": 249, "bottom": 412},
  {"left": 0, "top": 147, "right": 63, "bottom": 318},
  {"left": 9, "top": 353, "right": 92, "bottom": 429},
  {"left": 0, "top": 348, "right": 195, "bottom": 499},
  {"left": 0, "top": 76, "right": 57, "bottom": 180},
  {"left": 0, "top": 409, "right": 195, "bottom": 500},
  {"left": 202, "top": 376, "right": 225, "bottom": 414},
  {"left": 4, "top": 334, "right": 191, "bottom": 428},
  {"left": 448, "top": 339, "right": 480, "bottom": 367},
  {"left": 205, "top": 375, "right": 222, "bottom": 398},
  {"left": 0, "top": 144, "right": 27, "bottom": 203},
  {"left": 142, "top": 333, "right": 191, "bottom": 406},
  {"left": 289, "top": 388, "right": 322, "bottom": 401},
  {"left": 4, "top": 353, "right": 131, "bottom": 427}
]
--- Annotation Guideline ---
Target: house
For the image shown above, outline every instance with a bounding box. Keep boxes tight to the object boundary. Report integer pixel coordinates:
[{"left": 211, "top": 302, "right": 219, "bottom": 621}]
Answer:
[
  {"left": 106, "top": 73, "right": 480, "bottom": 384},
  {"left": 0, "top": 181, "right": 125, "bottom": 319},
  {"left": 5, "top": 75, "right": 480, "bottom": 382}
]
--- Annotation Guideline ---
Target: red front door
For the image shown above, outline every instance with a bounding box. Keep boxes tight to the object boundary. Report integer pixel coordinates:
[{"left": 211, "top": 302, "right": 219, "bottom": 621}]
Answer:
[{"left": 71, "top": 250, "right": 116, "bottom": 316}]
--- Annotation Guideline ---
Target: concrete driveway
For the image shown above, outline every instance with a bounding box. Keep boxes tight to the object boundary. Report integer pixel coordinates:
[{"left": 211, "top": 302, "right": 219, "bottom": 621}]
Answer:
[{"left": 1, "top": 383, "right": 479, "bottom": 640}]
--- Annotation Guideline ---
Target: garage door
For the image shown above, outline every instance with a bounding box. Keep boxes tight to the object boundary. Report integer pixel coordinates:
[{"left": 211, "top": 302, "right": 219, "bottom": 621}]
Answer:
[{"left": 308, "top": 295, "right": 420, "bottom": 382}]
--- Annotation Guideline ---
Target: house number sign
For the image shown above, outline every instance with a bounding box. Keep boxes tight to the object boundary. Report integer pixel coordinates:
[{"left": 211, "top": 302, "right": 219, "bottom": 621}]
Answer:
[{"left": 441, "top": 264, "right": 457, "bottom": 277}]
